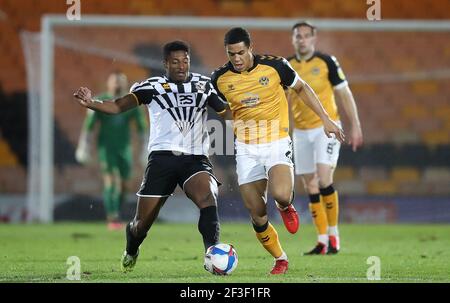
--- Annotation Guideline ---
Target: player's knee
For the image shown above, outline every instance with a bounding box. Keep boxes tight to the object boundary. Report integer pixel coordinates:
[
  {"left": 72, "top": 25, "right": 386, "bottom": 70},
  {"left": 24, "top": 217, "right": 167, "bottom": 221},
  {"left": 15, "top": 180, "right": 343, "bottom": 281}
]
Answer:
[
  {"left": 306, "top": 183, "right": 319, "bottom": 194},
  {"left": 271, "top": 177, "right": 293, "bottom": 204},
  {"left": 304, "top": 178, "right": 319, "bottom": 194},
  {"left": 301, "top": 174, "right": 319, "bottom": 194},
  {"left": 317, "top": 169, "right": 334, "bottom": 188},
  {"left": 318, "top": 178, "right": 333, "bottom": 189},
  {"left": 271, "top": 189, "right": 292, "bottom": 205},
  {"left": 193, "top": 190, "right": 217, "bottom": 208}
]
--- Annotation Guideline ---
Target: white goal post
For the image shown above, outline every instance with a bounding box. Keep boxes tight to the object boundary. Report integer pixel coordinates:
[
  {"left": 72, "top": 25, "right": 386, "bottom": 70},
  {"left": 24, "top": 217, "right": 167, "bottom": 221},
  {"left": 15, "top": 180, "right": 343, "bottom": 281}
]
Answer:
[{"left": 28, "top": 15, "right": 450, "bottom": 223}]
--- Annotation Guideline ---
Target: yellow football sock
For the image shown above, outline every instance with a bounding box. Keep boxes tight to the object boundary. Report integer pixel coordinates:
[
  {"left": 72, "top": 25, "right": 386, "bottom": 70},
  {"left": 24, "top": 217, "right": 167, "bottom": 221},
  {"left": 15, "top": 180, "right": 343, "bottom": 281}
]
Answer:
[
  {"left": 255, "top": 222, "right": 283, "bottom": 259},
  {"left": 309, "top": 202, "right": 328, "bottom": 235},
  {"left": 322, "top": 190, "right": 339, "bottom": 227}
]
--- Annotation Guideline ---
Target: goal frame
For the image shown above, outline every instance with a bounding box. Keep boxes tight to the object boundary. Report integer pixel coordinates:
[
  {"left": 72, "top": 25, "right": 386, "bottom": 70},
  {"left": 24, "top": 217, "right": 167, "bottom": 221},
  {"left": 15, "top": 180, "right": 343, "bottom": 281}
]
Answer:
[{"left": 32, "top": 15, "right": 450, "bottom": 222}]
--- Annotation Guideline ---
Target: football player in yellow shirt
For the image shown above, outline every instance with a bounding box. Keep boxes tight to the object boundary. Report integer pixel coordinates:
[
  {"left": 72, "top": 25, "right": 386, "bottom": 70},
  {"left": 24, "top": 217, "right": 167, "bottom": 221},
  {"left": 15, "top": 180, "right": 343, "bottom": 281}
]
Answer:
[
  {"left": 288, "top": 21, "right": 363, "bottom": 255},
  {"left": 212, "top": 27, "right": 344, "bottom": 274}
]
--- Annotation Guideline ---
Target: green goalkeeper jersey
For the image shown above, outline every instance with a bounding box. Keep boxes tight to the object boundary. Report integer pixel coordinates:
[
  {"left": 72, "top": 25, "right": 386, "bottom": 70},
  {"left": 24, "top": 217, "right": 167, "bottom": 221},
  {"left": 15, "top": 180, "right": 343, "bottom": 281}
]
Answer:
[{"left": 83, "top": 93, "right": 147, "bottom": 150}]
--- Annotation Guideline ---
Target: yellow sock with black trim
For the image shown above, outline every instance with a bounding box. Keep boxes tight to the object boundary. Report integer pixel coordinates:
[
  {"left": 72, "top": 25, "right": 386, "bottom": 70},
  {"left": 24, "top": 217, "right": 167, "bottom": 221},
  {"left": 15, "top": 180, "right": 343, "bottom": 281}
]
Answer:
[
  {"left": 253, "top": 221, "right": 283, "bottom": 259},
  {"left": 308, "top": 193, "right": 328, "bottom": 237},
  {"left": 320, "top": 185, "right": 339, "bottom": 227}
]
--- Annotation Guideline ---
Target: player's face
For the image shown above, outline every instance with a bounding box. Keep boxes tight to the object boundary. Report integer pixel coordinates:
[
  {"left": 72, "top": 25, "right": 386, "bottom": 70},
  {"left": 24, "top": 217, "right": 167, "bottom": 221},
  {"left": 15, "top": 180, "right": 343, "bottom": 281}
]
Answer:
[
  {"left": 292, "top": 26, "right": 316, "bottom": 56},
  {"left": 226, "top": 42, "right": 253, "bottom": 72},
  {"left": 165, "top": 50, "right": 190, "bottom": 82}
]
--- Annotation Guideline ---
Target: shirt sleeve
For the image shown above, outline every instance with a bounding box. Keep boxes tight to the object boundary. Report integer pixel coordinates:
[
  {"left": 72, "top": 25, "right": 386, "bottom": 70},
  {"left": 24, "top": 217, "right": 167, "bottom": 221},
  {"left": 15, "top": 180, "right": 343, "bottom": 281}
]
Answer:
[
  {"left": 276, "top": 58, "right": 300, "bottom": 88},
  {"left": 129, "top": 81, "right": 156, "bottom": 105},
  {"left": 210, "top": 71, "right": 227, "bottom": 103},
  {"left": 207, "top": 94, "right": 227, "bottom": 113},
  {"left": 206, "top": 81, "right": 227, "bottom": 113},
  {"left": 326, "top": 55, "right": 347, "bottom": 88}
]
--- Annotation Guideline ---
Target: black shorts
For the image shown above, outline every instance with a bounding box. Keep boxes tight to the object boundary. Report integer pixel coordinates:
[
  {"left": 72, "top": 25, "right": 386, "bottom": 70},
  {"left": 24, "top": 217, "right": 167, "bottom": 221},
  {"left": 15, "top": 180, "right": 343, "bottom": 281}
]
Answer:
[{"left": 137, "top": 151, "right": 221, "bottom": 197}]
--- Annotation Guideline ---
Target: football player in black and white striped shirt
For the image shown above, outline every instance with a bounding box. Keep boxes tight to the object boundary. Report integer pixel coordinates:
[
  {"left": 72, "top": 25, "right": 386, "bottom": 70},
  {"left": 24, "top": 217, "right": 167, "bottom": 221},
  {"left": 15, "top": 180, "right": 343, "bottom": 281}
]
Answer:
[{"left": 74, "top": 41, "right": 226, "bottom": 273}]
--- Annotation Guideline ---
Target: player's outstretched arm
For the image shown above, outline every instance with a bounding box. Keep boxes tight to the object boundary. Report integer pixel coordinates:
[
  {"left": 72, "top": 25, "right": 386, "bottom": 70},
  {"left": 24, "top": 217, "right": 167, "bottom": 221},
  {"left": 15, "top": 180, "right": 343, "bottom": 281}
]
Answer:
[
  {"left": 73, "top": 87, "right": 139, "bottom": 114},
  {"left": 292, "top": 79, "right": 345, "bottom": 143},
  {"left": 335, "top": 85, "right": 363, "bottom": 151}
]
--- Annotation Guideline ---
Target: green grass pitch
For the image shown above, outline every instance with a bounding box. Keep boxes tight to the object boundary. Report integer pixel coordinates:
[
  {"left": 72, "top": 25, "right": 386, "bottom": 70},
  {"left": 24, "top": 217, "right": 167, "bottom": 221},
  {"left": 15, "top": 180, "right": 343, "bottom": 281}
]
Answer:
[{"left": 1, "top": 223, "right": 449, "bottom": 282}]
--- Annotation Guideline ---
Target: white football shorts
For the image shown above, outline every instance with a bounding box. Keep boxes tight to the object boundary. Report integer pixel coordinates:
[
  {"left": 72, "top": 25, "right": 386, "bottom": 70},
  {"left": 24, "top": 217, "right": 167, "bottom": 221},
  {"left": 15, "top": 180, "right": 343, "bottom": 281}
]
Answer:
[
  {"left": 235, "top": 136, "right": 294, "bottom": 186},
  {"left": 292, "top": 122, "right": 341, "bottom": 175}
]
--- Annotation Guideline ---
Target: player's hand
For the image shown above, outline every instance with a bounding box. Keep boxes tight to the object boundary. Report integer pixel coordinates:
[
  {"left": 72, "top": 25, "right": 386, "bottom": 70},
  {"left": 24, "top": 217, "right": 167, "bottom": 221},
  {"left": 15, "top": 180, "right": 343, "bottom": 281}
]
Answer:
[
  {"left": 323, "top": 118, "right": 345, "bottom": 143},
  {"left": 73, "top": 87, "right": 93, "bottom": 107},
  {"left": 348, "top": 125, "right": 363, "bottom": 152}
]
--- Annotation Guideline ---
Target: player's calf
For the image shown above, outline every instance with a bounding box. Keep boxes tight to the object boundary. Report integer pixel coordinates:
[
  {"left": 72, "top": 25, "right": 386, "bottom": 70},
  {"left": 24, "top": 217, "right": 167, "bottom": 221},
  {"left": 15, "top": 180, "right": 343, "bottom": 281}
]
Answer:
[{"left": 198, "top": 205, "right": 220, "bottom": 251}]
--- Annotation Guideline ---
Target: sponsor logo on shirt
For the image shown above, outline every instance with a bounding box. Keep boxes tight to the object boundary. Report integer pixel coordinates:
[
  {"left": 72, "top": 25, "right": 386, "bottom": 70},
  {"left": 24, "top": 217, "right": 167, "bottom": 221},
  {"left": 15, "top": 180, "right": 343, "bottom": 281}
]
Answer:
[
  {"left": 240, "top": 93, "right": 260, "bottom": 107},
  {"left": 177, "top": 93, "right": 195, "bottom": 107}
]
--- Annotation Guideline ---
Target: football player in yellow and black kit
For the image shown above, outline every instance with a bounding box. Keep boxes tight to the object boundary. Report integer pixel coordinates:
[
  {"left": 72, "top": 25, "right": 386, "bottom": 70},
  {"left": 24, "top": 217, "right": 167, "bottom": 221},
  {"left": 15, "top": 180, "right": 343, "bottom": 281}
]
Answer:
[
  {"left": 288, "top": 21, "right": 363, "bottom": 255},
  {"left": 212, "top": 27, "right": 345, "bottom": 274}
]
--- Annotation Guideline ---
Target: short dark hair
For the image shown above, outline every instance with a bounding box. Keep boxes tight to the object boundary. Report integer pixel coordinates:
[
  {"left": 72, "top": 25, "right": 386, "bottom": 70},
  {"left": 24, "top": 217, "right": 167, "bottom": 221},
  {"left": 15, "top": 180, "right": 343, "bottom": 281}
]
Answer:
[
  {"left": 163, "top": 40, "right": 190, "bottom": 60},
  {"left": 224, "top": 27, "right": 251, "bottom": 47},
  {"left": 292, "top": 21, "right": 317, "bottom": 35}
]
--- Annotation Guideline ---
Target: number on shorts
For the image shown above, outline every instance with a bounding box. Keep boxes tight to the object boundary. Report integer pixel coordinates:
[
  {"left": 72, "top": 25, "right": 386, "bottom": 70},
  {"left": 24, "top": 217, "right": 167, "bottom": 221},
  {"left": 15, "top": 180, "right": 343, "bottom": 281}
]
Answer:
[{"left": 327, "top": 142, "right": 337, "bottom": 155}]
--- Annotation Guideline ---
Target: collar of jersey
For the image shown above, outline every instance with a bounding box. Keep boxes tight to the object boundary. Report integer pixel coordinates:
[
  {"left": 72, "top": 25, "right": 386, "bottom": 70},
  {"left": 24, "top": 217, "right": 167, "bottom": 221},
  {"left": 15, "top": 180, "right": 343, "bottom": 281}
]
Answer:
[
  {"left": 295, "top": 51, "right": 317, "bottom": 63},
  {"left": 228, "top": 54, "right": 259, "bottom": 74},
  {"left": 164, "top": 73, "right": 193, "bottom": 83}
]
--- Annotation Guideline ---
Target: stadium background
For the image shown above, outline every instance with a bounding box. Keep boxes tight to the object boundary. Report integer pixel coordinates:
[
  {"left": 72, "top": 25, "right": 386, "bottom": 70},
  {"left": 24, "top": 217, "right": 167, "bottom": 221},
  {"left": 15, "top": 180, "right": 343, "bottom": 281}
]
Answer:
[{"left": 0, "top": 0, "right": 449, "bottom": 224}]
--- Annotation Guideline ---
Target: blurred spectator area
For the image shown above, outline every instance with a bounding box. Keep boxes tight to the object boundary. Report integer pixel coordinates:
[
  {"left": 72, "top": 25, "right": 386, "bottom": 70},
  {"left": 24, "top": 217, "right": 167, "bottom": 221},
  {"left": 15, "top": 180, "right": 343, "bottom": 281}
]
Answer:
[
  {"left": 1, "top": 0, "right": 450, "bottom": 92},
  {"left": 0, "top": 0, "right": 449, "bottom": 196}
]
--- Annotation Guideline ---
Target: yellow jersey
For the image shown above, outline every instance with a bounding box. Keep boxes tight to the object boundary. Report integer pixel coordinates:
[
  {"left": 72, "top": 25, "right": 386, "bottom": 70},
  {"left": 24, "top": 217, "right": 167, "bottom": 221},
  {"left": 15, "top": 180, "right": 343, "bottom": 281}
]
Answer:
[
  {"left": 212, "top": 54, "right": 299, "bottom": 144},
  {"left": 288, "top": 52, "right": 347, "bottom": 130}
]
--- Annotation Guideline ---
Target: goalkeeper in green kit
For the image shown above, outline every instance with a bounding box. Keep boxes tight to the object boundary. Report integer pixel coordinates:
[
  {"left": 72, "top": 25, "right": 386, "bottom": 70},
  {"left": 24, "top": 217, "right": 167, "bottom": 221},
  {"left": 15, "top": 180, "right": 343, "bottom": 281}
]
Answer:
[{"left": 76, "top": 72, "right": 148, "bottom": 230}]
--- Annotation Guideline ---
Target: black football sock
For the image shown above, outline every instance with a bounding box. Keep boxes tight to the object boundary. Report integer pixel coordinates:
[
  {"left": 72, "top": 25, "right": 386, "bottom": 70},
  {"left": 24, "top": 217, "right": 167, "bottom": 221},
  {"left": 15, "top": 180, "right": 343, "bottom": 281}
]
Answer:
[
  {"left": 198, "top": 205, "right": 220, "bottom": 251},
  {"left": 126, "top": 222, "right": 147, "bottom": 256}
]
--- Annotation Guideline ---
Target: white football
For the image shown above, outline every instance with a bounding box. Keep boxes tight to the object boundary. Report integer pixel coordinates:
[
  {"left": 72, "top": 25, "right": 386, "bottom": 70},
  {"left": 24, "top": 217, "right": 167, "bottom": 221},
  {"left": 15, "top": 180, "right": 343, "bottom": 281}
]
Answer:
[{"left": 204, "top": 243, "right": 238, "bottom": 275}]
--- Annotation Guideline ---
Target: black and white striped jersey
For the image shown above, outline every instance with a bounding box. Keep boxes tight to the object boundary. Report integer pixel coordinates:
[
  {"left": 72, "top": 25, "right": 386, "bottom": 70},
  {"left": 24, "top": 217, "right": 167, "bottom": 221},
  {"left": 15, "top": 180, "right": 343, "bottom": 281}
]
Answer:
[{"left": 130, "top": 72, "right": 226, "bottom": 155}]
